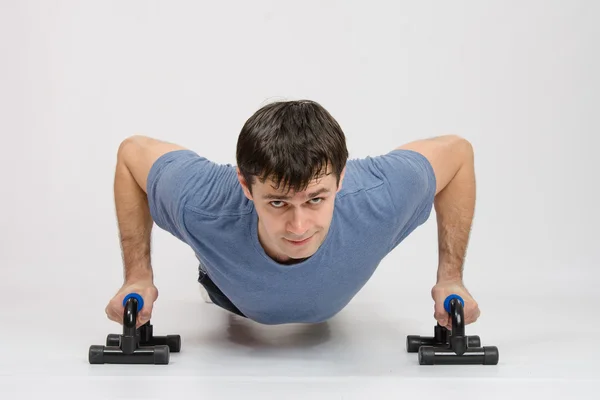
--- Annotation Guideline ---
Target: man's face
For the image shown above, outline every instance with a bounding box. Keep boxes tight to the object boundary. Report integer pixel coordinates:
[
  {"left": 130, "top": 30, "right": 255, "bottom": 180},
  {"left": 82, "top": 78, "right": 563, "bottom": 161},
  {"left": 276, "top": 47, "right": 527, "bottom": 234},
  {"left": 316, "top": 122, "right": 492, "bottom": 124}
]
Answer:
[{"left": 237, "top": 165, "right": 346, "bottom": 264}]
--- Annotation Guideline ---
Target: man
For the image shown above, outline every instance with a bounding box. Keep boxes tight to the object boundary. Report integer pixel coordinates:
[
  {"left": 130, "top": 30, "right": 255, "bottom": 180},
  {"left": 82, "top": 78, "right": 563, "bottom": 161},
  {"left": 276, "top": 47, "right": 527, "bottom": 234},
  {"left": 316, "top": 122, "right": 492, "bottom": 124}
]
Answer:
[{"left": 105, "top": 100, "right": 481, "bottom": 330}]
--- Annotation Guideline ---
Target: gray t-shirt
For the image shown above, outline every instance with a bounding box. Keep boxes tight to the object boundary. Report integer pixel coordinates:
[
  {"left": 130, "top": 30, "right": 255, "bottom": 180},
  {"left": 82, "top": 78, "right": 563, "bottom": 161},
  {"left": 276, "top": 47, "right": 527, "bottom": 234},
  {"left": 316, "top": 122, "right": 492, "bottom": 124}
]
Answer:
[{"left": 147, "top": 148, "right": 436, "bottom": 325}]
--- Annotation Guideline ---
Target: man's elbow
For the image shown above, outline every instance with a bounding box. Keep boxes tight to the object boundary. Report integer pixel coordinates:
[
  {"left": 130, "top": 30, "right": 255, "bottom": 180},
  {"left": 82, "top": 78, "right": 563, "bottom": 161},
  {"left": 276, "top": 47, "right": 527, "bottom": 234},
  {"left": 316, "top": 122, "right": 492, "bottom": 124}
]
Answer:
[
  {"left": 437, "top": 134, "right": 474, "bottom": 165},
  {"left": 455, "top": 135, "right": 474, "bottom": 165}
]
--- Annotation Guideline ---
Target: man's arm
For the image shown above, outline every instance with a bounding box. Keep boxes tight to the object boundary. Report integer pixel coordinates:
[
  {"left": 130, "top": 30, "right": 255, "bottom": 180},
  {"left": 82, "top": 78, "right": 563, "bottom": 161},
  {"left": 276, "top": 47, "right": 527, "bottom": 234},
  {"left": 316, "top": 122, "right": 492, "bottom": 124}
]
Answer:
[
  {"left": 396, "top": 134, "right": 475, "bottom": 282},
  {"left": 115, "top": 135, "right": 188, "bottom": 283}
]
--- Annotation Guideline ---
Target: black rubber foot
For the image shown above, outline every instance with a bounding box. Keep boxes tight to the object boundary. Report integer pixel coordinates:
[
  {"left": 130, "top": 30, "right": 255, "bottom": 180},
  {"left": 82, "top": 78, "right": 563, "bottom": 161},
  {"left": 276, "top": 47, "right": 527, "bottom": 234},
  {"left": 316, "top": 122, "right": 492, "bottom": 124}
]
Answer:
[
  {"left": 153, "top": 345, "right": 170, "bottom": 365},
  {"left": 166, "top": 335, "right": 181, "bottom": 353},
  {"left": 89, "top": 345, "right": 105, "bottom": 364}
]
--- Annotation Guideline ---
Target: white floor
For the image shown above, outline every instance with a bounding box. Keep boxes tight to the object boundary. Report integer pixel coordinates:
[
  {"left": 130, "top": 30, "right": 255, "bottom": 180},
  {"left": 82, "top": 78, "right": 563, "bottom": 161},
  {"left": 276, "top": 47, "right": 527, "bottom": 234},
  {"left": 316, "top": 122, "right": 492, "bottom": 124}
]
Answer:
[
  {"left": 2, "top": 0, "right": 599, "bottom": 398},
  {"left": 1, "top": 268, "right": 598, "bottom": 399}
]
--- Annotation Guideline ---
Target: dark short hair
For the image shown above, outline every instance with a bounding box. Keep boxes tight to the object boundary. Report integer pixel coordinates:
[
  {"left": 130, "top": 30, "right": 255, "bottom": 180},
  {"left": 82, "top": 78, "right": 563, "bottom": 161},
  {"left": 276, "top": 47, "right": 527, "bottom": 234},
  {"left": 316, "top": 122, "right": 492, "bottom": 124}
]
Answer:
[{"left": 236, "top": 99, "right": 348, "bottom": 196}]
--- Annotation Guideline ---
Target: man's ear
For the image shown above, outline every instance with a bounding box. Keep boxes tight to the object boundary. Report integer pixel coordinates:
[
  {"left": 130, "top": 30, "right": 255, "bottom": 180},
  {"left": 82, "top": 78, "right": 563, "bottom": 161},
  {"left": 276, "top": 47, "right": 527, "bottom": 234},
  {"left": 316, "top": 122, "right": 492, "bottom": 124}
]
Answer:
[
  {"left": 236, "top": 167, "right": 253, "bottom": 200},
  {"left": 336, "top": 166, "right": 346, "bottom": 193}
]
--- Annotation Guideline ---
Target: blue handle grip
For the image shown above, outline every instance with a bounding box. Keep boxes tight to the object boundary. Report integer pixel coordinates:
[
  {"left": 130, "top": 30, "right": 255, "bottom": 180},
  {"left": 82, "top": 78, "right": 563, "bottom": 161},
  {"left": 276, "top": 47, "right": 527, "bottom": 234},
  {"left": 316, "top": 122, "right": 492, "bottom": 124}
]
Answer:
[
  {"left": 123, "top": 293, "right": 144, "bottom": 312},
  {"left": 444, "top": 294, "right": 464, "bottom": 313}
]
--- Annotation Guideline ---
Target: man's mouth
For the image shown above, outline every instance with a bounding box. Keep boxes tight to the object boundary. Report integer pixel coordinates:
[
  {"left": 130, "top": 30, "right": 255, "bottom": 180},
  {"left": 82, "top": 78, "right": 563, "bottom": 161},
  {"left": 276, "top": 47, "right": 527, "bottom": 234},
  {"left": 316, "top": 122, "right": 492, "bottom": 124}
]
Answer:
[{"left": 285, "top": 235, "right": 313, "bottom": 245}]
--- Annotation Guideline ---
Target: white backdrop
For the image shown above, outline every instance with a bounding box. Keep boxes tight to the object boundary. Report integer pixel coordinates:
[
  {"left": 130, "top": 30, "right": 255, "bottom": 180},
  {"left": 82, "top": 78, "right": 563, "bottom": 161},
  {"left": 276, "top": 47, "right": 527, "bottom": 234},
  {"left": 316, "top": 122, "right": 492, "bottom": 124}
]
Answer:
[{"left": 1, "top": 1, "right": 598, "bottom": 398}]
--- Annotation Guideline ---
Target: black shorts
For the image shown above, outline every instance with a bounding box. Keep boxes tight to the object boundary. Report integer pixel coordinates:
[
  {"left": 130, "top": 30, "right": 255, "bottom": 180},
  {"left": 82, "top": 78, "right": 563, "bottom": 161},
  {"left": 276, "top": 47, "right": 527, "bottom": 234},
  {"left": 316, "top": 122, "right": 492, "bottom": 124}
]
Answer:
[{"left": 198, "top": 266, "right": 247, "bottom": 318}]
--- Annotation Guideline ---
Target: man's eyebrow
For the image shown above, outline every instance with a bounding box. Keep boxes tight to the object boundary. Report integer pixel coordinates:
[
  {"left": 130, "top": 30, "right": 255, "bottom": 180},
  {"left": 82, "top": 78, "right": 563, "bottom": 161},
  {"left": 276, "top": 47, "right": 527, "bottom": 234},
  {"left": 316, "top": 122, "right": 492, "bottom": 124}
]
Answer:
[{"left": 261, "top": 187, "right": 331, "bottom": 200}]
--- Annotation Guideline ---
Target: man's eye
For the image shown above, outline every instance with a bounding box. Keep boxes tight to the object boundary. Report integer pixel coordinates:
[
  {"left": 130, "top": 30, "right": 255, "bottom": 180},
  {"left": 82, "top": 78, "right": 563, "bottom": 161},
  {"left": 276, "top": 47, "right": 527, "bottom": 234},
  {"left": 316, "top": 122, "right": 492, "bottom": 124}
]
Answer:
[{"left": 269, "top": 198, "right": 324, "bottom": 208}]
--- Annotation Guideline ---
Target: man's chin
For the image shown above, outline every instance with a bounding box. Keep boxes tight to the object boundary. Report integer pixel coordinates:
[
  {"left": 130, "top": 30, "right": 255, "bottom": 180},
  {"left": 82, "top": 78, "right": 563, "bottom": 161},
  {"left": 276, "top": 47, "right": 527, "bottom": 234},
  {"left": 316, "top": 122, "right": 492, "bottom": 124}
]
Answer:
[{"left": 279, "top": 244, "right": 314, "bottom": 259}]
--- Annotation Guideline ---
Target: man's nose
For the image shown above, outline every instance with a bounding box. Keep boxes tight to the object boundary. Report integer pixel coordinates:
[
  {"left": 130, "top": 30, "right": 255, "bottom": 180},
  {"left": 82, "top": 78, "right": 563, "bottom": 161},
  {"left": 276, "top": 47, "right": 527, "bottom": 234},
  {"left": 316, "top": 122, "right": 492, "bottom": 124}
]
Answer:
[{"left": 287, "top": 209, "right": 308, "bottom": 236}]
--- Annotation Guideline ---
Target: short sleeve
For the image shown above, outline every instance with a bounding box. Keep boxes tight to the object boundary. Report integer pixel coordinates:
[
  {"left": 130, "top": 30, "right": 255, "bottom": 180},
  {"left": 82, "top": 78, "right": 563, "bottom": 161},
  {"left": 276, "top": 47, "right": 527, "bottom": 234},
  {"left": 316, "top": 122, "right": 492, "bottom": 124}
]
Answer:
[
  {"left": 146, "top": 149, "right": 205, "bottom": 242},
  {"left": 370, "top": 149, "right": 437, "bottom": 250}
]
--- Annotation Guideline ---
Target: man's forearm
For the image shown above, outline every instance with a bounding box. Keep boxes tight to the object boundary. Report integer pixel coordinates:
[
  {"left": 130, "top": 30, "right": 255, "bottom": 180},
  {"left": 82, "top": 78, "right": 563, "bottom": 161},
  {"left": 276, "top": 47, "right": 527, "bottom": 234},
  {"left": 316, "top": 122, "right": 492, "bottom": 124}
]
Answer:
[
  {"left": 434, "top": 142, "right": 476, "bottom": 283},
  {"left": 114, "top": 143, "right": 154, "bottom": 283}
]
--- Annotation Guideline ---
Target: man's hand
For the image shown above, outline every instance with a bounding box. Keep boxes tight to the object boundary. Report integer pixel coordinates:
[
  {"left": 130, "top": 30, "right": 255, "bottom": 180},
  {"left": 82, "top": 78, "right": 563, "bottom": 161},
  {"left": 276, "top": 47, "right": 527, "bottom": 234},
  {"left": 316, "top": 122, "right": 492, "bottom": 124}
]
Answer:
[
  {"left": 431, "top": 280, "right": 480, "bottom": 330},
  {"left": 105, "top": 278, "right": 159, "bottom": 328}
]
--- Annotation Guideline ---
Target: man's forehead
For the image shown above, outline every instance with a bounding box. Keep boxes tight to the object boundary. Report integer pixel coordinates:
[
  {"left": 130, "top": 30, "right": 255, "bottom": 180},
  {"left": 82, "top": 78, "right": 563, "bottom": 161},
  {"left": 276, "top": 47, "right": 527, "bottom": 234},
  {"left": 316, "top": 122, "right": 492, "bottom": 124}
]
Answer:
[
  {"left": 256, "top": 164, "right": 336, "bottom": 197},
  {"left": 262, "top": 185, "right": 331, "bottom": 200},
  {"left": 267, "top": 173, "right": 328, "bottom": 190},
  {"left": 265, "top": 168, "right": 332, "bottom": 190}
]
